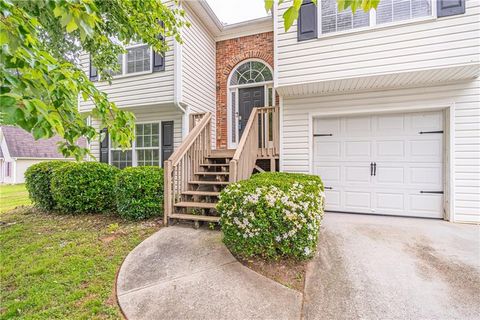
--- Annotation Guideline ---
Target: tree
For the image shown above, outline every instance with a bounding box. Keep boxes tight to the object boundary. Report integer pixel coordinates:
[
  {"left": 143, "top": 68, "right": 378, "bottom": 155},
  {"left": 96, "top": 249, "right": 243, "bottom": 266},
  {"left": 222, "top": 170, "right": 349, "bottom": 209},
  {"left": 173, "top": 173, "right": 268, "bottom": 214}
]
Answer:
[
  {"left": 0, "top": 0, "right": 188, "bottom": 160},
  {"left": 265, "top": 0, "right": 381, "bottom": 31}
]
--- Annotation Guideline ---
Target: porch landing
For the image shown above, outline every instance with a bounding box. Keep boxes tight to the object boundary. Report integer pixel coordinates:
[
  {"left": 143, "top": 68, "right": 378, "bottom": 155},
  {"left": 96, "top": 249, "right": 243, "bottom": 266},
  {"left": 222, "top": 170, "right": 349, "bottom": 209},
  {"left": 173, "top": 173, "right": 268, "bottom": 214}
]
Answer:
[{"left": 116, "top": 226, "right": 302, "bottom": 319}]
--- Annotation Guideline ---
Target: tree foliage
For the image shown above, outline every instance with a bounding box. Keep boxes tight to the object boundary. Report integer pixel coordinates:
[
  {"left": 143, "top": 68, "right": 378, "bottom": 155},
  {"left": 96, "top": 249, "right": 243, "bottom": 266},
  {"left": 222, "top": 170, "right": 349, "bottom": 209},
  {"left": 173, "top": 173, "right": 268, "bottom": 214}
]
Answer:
[
  {"left": 265, "top": 0, "right": 381, "bottom": 31},
  {"left": 0, "top": 0, "right": 188, "bottom": 159}
]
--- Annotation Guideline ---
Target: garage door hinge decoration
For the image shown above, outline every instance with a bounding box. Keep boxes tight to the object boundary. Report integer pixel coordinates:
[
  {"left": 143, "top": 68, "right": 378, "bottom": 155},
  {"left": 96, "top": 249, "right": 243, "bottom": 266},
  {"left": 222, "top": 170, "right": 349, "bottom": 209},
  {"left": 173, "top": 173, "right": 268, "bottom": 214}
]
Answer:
[
  {"left": 419, "top": 130, "right": 443, "bottom": 134},
  {"left": 313, "top": 133, "right": 333, "bottom": 137}
]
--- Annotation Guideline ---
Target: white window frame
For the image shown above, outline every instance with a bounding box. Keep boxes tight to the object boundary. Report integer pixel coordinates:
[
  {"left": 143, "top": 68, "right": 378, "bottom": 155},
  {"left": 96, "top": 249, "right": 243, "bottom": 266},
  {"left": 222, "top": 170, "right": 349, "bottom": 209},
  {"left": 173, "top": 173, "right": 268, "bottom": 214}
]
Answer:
[
  {"left": 108, "top": 121, "right": 162, "bottom": 168},
  {"left": 317, "top": 0, "right": 437, "bottom": 38},
  {"left": 101, "top": 43, "right": 153, "bottom": 80}
]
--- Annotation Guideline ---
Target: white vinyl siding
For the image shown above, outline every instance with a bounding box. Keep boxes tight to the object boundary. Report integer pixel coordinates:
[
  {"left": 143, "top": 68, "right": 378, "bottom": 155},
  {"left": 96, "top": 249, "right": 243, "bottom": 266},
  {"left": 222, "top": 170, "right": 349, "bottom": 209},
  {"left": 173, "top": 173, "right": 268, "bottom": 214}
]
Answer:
[
  {"left": 281, "top": 79, "right": 480, "bottom": 223},
  {"left": 89, "top": 105, "right": 183, "bottom": 163},
  {"left": 276, "top": 0, "right": 479, "bottom": 87},
  {"left": 181, "top": 3, "right": 217, "bottom": 143}
]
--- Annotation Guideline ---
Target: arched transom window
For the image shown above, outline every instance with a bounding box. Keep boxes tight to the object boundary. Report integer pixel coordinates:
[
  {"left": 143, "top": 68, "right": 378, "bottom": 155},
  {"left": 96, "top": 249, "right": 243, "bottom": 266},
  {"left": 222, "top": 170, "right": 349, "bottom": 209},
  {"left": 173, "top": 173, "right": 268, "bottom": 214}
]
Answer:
[{"left": 229, "top": 61, "right": 273, "bottom": 86}]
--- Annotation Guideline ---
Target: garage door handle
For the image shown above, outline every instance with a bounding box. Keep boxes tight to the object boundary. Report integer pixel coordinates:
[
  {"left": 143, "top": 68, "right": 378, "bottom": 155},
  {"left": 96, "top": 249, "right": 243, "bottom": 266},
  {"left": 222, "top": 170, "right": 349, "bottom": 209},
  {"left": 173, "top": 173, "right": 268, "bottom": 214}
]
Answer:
[
  {"left": 373, "top": 162, "right": 377, "bottom": 176},
  {"left": 313, "top": 133, "right": 333, "bottom": 137},
  {"left": 370, "top": 162, "right": 373, "bottom": 176},
  {"left": 420, "top": 191, "right": 444, "bottom": 194}
]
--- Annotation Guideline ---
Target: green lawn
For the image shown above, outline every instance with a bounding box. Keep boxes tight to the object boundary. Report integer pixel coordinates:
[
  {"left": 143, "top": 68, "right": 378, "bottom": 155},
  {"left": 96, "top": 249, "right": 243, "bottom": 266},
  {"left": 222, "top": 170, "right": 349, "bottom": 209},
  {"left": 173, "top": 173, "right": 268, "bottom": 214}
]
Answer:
[
  {"left": 0, "top": 184, "right": 160, "bottom": 319},
  {"left": 0, "top": 184, "right": 31, "bottom": 214}
]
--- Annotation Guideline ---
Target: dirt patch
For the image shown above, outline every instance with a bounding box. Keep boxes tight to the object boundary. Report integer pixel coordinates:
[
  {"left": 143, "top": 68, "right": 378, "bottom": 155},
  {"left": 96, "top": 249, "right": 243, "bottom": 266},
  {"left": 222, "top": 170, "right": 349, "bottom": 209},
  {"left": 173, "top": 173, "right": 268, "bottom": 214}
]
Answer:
[
  {"left": 409, "top": 242, "right": 480, "bottom": 306},
  {"left": 236, "top": 256, "right": 307, "bottom": 292}
]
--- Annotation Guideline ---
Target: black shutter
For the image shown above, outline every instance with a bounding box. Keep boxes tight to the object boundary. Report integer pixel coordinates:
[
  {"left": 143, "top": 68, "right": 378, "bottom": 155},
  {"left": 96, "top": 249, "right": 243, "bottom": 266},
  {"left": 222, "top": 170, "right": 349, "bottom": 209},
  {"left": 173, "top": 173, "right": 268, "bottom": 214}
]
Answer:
[
  {"left": 99, "top": 128, "right": 109, "bottom": 163},
  {"left": 437, "top": 0, "right": 465, "bottom": 17},
  {"left": 153, "top": 21, "right": 165, "bottom": 72},
  {"left": 161, "top": 121, "right": 174, "bottom": 165},
  {"left": 89, "top": 56, "right": 98, "bottom": 81},
  {"left": 298, "top": 0, "right": 317, "bottom": 41}
]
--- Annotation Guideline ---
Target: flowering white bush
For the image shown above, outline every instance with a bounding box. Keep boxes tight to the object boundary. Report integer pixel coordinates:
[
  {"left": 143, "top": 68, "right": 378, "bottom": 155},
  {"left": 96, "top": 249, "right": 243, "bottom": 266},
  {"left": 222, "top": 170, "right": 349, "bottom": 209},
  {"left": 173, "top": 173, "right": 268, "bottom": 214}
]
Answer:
[{"left": 217, "top": 172, "right": 325, "bottom": 260}]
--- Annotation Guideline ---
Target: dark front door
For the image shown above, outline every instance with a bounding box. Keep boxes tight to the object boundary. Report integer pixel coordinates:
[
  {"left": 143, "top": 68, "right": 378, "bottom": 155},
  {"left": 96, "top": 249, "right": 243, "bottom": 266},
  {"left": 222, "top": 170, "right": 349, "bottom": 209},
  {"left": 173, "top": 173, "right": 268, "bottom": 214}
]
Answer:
[
  {"left": 238, "top": 86, "right": 264, "bottom": 139},
  {"left": 161, "top": 121, "right": 174, "bottom": 165}
]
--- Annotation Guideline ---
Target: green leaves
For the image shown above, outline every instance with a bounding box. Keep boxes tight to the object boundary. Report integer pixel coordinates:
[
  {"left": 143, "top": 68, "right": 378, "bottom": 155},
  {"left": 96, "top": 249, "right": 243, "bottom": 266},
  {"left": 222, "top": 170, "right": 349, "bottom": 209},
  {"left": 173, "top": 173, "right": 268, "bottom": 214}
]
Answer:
[{"left": 1, "top": 0, "right": 187, "bottom": 160}]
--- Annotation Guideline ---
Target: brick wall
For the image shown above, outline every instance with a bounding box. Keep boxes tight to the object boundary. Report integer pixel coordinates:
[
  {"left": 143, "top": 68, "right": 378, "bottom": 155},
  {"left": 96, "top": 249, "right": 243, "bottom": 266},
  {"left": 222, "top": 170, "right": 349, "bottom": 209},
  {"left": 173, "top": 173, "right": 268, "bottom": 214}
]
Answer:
[{"left": 215, "top": 32, "right": 274, "bottom": 149}]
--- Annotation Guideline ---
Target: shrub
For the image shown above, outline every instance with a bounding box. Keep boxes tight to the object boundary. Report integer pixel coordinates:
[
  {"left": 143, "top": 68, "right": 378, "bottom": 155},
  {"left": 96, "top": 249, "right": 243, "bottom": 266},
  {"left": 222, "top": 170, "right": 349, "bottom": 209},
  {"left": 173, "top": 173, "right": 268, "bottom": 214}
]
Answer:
[
  {"left": 115, "top": 166, "right": 164, "bottom": 220},
  {"left": 51, "top": 162, "right": 119, "bottom": 214},
  {"left": 25, "top": 161, "right": 69, "bottom": 211},
  {"left": 217, "top": 172, "right": 325, "bottom": 260}
]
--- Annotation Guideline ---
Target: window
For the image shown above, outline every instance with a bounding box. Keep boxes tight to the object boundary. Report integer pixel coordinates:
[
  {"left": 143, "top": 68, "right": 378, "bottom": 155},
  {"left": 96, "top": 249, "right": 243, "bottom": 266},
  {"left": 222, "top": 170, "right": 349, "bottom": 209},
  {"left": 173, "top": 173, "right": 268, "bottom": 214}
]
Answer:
[
  {"left": 127, "top": 45, "right": 151, "bottom": 74},
  {"left": 376, "top": 0, "right": 432, "bottom": 24},
  {"left": 6, "top": 162, "right": 11, "bottom": 177},
  {"left": 320, "top": 0, "right": 433, "bottom": 35},
  {"left": 109, "top": 122, "right": 160, "bottom": 169},
  {"left": 135, "top": 123, "right": 160, "bottom": 166},
  {"left": 229, "top": 61, "right": 273, "bottom": 86},
  {"left": 321, "top": 0, "right": 370, "bottom": 34}
]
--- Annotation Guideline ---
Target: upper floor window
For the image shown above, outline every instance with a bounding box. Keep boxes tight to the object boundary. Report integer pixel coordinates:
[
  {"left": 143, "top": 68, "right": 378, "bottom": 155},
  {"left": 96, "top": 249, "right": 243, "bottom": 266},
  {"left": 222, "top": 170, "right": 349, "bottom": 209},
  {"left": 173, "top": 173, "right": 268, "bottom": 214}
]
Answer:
[{"left": 318, "top": 0, "right": 433, "bottom": 36}]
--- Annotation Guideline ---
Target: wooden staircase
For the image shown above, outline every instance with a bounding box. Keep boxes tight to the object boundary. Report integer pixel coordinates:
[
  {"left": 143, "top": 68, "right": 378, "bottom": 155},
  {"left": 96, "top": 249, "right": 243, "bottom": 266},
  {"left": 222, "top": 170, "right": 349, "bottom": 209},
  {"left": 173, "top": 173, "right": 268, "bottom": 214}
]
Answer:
[
  {"left": 171, "top": 150, "right": 234, "bottom": 223},
  {"left": 164, "top": 108, "right": 279, "bottom": 226}
]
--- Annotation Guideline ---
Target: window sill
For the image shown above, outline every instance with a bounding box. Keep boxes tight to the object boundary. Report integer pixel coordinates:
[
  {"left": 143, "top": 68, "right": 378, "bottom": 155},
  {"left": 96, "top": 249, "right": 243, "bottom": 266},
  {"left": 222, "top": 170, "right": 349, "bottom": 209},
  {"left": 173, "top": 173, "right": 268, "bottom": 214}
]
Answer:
[
  {"left": 98, "top": 70, "right": 154, "bottom": 82},
  {"left": 317, "top": 16, "right": 437, "bottom": 41}
]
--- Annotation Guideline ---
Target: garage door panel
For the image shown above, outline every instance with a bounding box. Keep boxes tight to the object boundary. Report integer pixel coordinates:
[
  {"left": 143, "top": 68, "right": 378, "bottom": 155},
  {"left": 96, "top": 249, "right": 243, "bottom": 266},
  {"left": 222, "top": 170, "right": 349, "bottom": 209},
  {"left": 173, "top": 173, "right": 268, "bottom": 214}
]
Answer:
[
  {"left": 375, "top": 166, "right": 405, "bottom": 184},
  {"left": 345, "top": 165, "right": 371, "bottom": 184},
  {"left": 345, "top": 116, "right": 372, "bottom": 135},
  {"left": 313, "top": 110, "right": 444, "bottom": 218},
  {"left": 409, "top": 166, "right": 443, "bottom": 186},
  {"left": 313, "top": 164, "right": 341, "bottom": 184},
  {"left": 409, "top": 193, "right": 444, "bottom": 217},
  {"left": 344, "top": 190, "right": 372, "bottom": 210},
  {"left": 411, "top": 112, "right": 443, "bottom": 132},
  {"left": 410, "top": 139, "right": 443, "bottom": 159},
  {"left": 376, "top": 114, "right": 406, "bottom": 135},
  {"left": 345, "top": 141, "right": 372, "bottom": 157},
  {"left": 376, "top": 192, "right": 406, "bottom": 211},
  {"left": 314, "top": 140, "right": 341, "bottom": 159}
]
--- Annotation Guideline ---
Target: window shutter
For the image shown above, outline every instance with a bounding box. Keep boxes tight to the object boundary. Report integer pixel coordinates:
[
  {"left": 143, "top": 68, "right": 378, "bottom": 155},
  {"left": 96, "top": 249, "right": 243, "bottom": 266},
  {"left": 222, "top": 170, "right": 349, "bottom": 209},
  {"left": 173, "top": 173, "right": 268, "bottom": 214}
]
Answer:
[
  {"left": 437, "top": 0, "right": 465, "bottom": 17},
  {"left": 298, "top": 0, "right": 318, "bottom": 41},
  {"left": 89, "top": 56, "right": 98, "bottom": 81},
  {"left": 153, "top": 21, "right": 165, "bottom": 72},
  {"left": 161, "top": 121, "right": 174, "bottom": 165},
  {"left": 99, "top": 128, "right": 109, "bottom": 163}
]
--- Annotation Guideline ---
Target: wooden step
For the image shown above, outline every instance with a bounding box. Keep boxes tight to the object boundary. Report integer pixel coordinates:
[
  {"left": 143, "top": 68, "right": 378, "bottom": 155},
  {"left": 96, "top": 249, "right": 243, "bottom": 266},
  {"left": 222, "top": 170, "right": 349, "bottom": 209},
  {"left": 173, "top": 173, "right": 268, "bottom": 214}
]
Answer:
[
  {"left": 200, "top": 163, "right": 230, "bottom": 167},
  {"left": 170, "top": 213, "right": 220, "bottom": 222},
  {"left": 210, "top": 149, "right": 235, "bottom": 158},
  {"left": 182, "top": 190, "right": 221, "bottom": 197},
  {"left": 195, "top": 172, "right": 229, "bottom": 176},
  {"left": 174, "top": 201, "right": 217, "bottom": 209},
  {"left": 188, "top": 180, "right": 229, "bottom": 185}
]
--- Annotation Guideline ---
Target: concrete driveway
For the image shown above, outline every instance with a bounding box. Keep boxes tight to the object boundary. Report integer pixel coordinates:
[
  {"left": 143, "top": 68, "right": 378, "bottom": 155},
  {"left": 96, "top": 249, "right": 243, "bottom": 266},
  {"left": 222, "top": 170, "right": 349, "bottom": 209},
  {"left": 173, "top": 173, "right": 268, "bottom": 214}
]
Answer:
[{"left": 305, "top": 213, "right": 480, "bottom": 320}]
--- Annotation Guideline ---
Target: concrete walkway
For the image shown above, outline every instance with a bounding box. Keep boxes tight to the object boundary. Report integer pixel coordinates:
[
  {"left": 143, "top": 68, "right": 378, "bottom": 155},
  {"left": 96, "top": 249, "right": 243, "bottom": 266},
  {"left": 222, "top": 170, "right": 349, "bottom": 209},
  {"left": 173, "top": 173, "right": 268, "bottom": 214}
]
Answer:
[
  {"left": 116, "top": 226, "right": 302, "bottom": 320},
  {"left": 117, "top": 214, "right": 480, "bottom": 320}
]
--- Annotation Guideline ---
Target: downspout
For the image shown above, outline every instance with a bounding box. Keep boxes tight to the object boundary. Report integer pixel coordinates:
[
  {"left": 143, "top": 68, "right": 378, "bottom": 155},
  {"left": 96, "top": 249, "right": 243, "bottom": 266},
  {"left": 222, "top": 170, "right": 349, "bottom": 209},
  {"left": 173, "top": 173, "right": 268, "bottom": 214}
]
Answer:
[{"left": 174, "top": 1, "right": 189, "bottom": 138}]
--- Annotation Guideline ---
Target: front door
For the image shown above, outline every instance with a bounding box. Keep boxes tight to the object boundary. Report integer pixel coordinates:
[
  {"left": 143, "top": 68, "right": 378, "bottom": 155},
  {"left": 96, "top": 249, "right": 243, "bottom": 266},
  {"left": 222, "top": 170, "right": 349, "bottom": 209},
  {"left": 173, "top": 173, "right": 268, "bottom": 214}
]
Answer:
[{"left": 238, "top": 86, "right": 264, "bottom": 139}]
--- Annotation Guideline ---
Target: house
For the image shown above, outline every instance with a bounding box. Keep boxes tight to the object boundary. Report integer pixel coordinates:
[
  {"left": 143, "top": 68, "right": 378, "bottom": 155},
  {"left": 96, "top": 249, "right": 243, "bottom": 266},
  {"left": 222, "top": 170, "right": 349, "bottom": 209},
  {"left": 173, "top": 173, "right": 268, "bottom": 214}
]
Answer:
[
  {"left": 79, "top": 0, "right": 480, "bottom": 224},
  {"left": 0, "top": 126, "right": 75, "bottom": 184}
]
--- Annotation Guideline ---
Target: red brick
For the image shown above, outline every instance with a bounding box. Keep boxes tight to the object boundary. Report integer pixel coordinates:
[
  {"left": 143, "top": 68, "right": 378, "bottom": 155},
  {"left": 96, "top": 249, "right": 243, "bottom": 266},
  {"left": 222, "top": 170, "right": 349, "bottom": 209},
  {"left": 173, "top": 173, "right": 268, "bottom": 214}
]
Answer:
[{"left": 216, "top": 32, "right": 274, "bottom": 149}]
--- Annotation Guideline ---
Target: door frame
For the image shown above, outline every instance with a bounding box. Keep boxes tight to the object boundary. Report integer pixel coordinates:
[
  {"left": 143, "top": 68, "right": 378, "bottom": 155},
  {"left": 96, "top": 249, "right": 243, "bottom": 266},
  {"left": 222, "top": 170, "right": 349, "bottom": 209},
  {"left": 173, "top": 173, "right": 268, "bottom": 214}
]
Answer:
[
  {"left": 227, "top": 58, "right": 274, "bottom": 149},
  {"left": 308, "top": 103, "right": 455, "bottom": 221}
]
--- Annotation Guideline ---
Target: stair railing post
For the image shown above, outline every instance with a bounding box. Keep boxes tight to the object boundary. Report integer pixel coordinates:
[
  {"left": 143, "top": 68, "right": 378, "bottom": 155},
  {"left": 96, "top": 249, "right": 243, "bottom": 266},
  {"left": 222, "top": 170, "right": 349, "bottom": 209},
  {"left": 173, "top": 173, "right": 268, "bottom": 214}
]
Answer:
[{"left": 164, "top": 159, "right": 173, "bottom": 226}]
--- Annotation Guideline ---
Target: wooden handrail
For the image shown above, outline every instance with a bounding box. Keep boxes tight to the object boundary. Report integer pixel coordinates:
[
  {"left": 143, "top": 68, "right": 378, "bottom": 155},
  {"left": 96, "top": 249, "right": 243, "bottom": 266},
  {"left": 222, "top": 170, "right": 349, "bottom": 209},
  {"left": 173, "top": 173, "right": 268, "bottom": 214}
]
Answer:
[
  {"left": 230, "top": 106, "right": 279, "bottom": 183},
  {"left": 164, "top": 112, "right": 212, "bottom": 225}
]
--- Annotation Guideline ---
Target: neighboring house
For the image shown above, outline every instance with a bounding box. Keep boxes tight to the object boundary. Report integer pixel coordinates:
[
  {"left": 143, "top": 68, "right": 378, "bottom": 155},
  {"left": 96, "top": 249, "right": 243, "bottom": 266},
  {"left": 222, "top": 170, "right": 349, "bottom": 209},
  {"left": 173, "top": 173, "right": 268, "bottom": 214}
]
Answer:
[
  {"left": 0, "top": 126, "right": 74, "bottom": 184},
  {"left": 79, "top": 0, "right": 479, "bottom": 224}
]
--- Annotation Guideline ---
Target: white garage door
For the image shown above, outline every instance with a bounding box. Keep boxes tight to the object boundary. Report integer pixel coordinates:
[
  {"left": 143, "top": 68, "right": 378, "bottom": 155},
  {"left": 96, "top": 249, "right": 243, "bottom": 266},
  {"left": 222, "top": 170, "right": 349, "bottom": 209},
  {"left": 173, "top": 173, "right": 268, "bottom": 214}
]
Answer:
[{"left": 313, "top": 111, "right": 444, "bottom": 218}]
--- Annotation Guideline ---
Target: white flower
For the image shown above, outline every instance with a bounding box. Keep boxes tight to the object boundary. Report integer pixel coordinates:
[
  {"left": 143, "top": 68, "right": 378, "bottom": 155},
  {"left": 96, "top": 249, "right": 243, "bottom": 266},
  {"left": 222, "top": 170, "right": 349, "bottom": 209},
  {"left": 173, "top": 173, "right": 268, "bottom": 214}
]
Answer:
[{"left": 304, "top": 247, "right": 311, "bottom": 256}]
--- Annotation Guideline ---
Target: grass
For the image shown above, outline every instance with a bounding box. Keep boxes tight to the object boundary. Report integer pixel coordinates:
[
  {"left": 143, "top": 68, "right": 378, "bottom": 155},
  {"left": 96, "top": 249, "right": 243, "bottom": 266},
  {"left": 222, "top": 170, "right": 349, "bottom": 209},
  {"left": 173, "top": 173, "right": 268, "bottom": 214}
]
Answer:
[
  {"left": 0, "top": 184, "right": 31, "bottom": 214},
  {"left": 0, "top": 184, "right": 160, "bottom": 319}
]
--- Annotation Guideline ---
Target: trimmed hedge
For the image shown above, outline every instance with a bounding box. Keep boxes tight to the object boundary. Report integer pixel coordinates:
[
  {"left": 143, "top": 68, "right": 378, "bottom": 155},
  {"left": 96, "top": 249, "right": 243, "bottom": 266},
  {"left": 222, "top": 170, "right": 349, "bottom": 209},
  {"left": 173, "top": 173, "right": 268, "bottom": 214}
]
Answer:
[
  {"left": 25, "top": 161, "right": 69, "bottom": 211},
  {"left": 217, "top": 172, "right": 325, "bottom": 260},
  {"left": 115, "top": 166, "right": 164, "bottom": 220},
  {"left": 51, "top": 162, "right": 119, "bottom": 214}
]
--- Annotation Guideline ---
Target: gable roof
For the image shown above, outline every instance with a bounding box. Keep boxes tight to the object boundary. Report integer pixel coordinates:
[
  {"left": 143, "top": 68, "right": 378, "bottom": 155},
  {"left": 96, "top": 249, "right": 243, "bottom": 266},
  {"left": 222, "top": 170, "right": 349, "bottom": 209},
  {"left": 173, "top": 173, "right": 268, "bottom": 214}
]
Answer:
[{"left": 0, "top": 126, "right": 84, "bottom": 159}]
